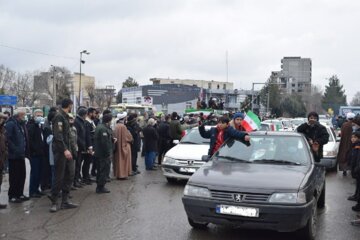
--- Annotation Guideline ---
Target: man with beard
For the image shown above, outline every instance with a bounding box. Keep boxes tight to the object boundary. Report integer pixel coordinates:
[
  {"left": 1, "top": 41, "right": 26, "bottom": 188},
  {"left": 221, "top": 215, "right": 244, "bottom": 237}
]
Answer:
[
  {"left": 297, "top": 112, "right": 329, "bottom": 163},
  {"left": 48, "top": 99, "right": 78, "bottom": 213},
  {"left": 126, "top": 113, "right": 141, "bottom": 175},
  {"left": 74, "top": 107, "right": 87, "bottom": 188},
  {"left": 0, "top": 113, "right": 9, "bottom": 208}
]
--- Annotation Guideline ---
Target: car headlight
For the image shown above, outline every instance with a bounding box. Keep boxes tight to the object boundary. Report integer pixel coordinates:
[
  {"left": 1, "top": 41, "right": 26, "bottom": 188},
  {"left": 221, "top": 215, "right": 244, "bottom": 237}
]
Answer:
[
  {"left": 323, "top": 151, "right": 337, "bottom": 157},
  {"left": 163, "top": 156, "right": 178, "bottom": 165},
  {"left": 184, "top": 185, "right": 211, "bottom": 198},
  {"left": 269, "top": 192, "right": 306, "bottom": 204}
]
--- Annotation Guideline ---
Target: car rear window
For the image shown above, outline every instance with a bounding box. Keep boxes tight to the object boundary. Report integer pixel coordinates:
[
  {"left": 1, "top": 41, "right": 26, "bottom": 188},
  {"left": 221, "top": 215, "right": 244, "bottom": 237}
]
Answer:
[
  {"left": 215, "top": 135, "right": 311, "bottom": 165},
  {"left": 181, "top": 129, "right": 210, "bottom": 144}
]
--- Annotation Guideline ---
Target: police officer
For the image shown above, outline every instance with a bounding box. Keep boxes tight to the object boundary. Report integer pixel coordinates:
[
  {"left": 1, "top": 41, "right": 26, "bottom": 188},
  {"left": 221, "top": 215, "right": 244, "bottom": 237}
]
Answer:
[
  {"left": 94, "top": 113, "right": 113, "bottom": 194},
  {"left": 48, "top": 99, "right": 78, "bottom": 212}
]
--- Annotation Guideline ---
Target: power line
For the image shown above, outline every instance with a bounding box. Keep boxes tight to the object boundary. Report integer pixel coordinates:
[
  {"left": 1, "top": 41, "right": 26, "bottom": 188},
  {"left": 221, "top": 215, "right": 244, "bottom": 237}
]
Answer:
[{"left": 0, "top": 43, "right": 78, "bottom": 60}]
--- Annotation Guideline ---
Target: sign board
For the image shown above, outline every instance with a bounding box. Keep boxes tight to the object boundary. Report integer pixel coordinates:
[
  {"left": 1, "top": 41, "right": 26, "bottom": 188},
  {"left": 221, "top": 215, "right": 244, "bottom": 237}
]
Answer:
[
  {"left": 142, "top": 96, "right": 153, "bottom": 105},
  {"left": 0, "top": 95, "right": 17, "bottom": 105},
  {"left": 339, "top": 106, "right": 360, "bottom": 116}
]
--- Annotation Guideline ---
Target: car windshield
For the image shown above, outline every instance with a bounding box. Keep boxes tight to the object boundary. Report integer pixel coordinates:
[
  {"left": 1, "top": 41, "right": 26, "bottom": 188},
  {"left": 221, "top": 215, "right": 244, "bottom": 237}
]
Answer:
[
  {"left": 180, "top": 129, "right": 210, "bottom": 144},
  {"left": 215, "top": 135, "right": 310, "bottom": 165}
]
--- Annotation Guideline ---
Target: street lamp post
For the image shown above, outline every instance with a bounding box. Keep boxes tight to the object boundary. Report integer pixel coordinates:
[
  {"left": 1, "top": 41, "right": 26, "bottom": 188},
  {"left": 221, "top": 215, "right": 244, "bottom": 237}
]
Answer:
[
  {"left": 51, "top": 65, "right": 56, "bottom": 106},
  {"left": 79, "top": 50, "right": 90, "bottom": 106}
]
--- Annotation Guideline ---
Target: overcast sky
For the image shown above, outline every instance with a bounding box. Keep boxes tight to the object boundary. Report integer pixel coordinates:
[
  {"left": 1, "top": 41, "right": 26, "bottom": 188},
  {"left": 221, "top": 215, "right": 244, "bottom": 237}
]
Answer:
[{"left": 0, "top": 0, "right": 359, "bottom": 101}]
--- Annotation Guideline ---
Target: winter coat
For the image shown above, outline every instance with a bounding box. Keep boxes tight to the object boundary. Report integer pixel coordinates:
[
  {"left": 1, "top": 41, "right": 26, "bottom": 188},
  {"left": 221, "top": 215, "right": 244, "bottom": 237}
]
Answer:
[
  {"left": 5, "top": 117, "right": 29, "bottom": 159},
  {"left": 74, "top": 115, "right": 87, "bottom": 152},
  {"left": 297, "top": 122, "right": 329, "bottom": 162},
  {"left": 0, "top": 126, "right": 8, "bottom": 168},
  {"left": 27, "top": 119, "right": 46, "bottom": 157},
  {"left": 142, "top": 125, "right": 159, "bottom": 152},
  {"left": 350, "top": 141, "right": 360, "bottom": 178},
  {"left": 127, "top": 121, "right": 141, "bottom": 153},
  {"left": 337, "top": 121, "right": 353, "bottom": 171}
]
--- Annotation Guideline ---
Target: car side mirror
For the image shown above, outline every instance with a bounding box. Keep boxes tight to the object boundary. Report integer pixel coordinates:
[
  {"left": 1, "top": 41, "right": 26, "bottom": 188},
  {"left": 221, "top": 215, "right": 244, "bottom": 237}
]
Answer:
[
  {"left": 173, "top": 140, "right": 180, "bottom": 145},
  {"left": 201, "top": 155, "right": 210, "bottom": 162}
]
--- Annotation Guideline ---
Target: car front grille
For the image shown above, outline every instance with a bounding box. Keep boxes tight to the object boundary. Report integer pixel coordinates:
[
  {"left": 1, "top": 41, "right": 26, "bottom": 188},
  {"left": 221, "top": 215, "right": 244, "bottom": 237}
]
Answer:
[{"left": 210, "top": 190, "right": 270, "bottom": 203}]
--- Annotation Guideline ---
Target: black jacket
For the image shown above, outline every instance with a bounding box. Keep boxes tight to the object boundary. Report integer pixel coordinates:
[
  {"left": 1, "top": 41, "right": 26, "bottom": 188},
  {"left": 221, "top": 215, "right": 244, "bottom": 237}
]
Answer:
[
  {"left": 74, "top": 115, "right": 87, "bottom": 152},
  {"left": 142, "top": 125, "right": 159, "bottom": 152},
  {"left": 27, "top": 119, "right": 46, "bottom": 157},
  {"left": 5, "top": 117, "right": 29, "bottom": 159},
  {"left": 297, "top": 122, "right": 329, "bottom": 161},
  {"left": 158, "top": 121, "right": 171, "bottom": 141},
  {"left": 127, "top": 121, "right": 141, "bottom": 152},
  {"left": 85, "top": 118, "right": 96, "bottom": 149}
]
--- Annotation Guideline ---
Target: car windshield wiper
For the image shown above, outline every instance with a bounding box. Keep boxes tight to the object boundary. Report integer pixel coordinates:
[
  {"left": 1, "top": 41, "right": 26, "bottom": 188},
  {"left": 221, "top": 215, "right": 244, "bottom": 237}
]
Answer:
[
  {"left": 253, "top": 159, "right": 301, "bottom": 165},
  {"left": 217, "top": 155, "right": 252, "bottom": 163},
  {"left": 180, "top": 141, "right": 198, "bottom": 144}
]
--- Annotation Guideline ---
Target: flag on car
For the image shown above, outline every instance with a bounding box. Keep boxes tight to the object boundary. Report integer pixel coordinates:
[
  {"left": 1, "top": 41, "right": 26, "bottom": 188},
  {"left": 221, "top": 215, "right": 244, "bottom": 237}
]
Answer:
[{"left": 242, "top": 111, "right": 261, "bottom": 132}]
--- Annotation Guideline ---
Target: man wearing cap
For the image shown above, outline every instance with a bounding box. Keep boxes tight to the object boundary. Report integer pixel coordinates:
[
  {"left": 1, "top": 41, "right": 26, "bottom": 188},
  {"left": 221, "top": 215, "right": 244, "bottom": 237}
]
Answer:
[
  {"left": 26, "top": 109, "right": 46, "bottom": 198},
  {"left": 5, "top": 108, "right": 30, "bottom": 203},
  {"left": 94, "top": 113, "right": 113, "bottom": 193},
  {"left": 49, "top": 99, "right": 78, "bottom": 212},
  {"left": 0, "top": 113, "right": 8, "bottom": 208},
  {"left": 337, "top": 112, "right": 356, "bottom": 176},
  {"left": 229, "top": 112, "right": 246, "bottom": 131},
  {"left": 297, "top": 112, "right": 329, "bottom": 163},
  {"left": 113, "top": 112, "right": 133, "bottom": 179}
]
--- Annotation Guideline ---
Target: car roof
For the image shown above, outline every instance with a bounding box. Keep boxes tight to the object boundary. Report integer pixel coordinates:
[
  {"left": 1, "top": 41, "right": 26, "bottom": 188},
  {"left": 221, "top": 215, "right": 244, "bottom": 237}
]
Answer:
[{"left": 249, "top": 131, "right": 303, "bottom": 137}]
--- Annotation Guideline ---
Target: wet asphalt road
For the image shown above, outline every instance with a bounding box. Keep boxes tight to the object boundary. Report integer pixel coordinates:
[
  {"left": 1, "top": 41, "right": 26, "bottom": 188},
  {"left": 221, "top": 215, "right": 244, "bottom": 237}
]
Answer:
[{"left": 1, "top": 157, "right": 360, "bottom": 240}]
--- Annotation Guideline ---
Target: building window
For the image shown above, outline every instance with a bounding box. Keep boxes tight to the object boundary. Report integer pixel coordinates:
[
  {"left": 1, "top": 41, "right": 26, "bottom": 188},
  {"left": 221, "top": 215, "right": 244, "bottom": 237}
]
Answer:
[
  {"left": 123, "top": 98, "right": 127, "bottom": 103},
  {"left": 136, "top": 97, "right": 141, "bottom": 104},
  {"left": 186, "top": 102, "right": 192, "bottom": 109},
  {"left": 223, "top": 84, "right": 226, "bottom": 90},
  {"left": 208, "top": 83, "right": 211, "bottom": 89},
  {"left": 217, "top": 84, "right": 220, "bottom": 89}
]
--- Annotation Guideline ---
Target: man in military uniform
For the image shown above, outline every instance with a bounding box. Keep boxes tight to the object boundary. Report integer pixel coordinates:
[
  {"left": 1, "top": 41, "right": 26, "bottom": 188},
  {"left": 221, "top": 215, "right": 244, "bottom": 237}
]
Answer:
[
  {"left": 48, "top": 99, "right": 78, "bottom": 212},
  {"left": 94, "top": 113, "right": 114, "bottom": 194}
]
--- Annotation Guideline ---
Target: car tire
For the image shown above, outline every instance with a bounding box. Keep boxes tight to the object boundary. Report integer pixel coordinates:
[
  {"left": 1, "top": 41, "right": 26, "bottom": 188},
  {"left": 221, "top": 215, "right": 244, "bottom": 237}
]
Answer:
[
  {"left": 188, "top": 217, "right": 208, "bottom": 229},
  {"left": 298, "top": 198, "right": 317, "bottom": 240},
  {"left": 166, "top": 177, "right": 177, "bottom": 183},
  {"left": 329, "top": 161, "right": 338, "bottom": 172},
  {"left": 317, "top": 183, "right": 326, "bottom": 209}
]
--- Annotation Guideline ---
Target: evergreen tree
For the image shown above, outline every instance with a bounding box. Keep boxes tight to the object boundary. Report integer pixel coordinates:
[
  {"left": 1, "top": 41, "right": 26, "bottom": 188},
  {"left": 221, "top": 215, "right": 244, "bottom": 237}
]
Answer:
[
  {"left": 122, "top": 77, "right": 139, "bottom": 88},
  {"left": 322, "top": 75, "right": 347, "bottom": 114}
]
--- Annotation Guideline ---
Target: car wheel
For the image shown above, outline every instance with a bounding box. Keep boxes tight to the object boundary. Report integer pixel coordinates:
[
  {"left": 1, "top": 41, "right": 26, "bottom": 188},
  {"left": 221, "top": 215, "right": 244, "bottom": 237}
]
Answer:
[
  {"left": 166, "top": 177, "right": 177, "bottom": 183},
  {"left": 188, "top": 217, "right": 208, "bottom": 229},
  {"left": 329, "top": 161, "right": 338, "bottom": 172},
  {"left": 298, "top": 198, "right": 317, "bottom": 240},
  {"left": 317, "top": 183, "right": 326, "bottom": 208}
]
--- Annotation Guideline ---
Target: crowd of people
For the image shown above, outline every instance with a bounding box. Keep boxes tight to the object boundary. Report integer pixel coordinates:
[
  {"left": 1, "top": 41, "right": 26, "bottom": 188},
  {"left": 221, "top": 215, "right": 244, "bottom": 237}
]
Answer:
[{"left": 1, "top": 102, "right": 360, "bottom": 226}]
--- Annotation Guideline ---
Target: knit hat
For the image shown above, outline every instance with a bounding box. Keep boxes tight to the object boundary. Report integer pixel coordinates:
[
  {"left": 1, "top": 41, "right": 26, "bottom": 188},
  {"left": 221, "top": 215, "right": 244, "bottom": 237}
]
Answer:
[{"left": 233, "top": 112, "right": 245, "bottom": 120}]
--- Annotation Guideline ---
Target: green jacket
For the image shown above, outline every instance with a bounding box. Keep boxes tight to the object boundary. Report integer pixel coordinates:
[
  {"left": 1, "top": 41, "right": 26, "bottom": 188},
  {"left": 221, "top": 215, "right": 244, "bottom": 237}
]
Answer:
[
  {"left": 94, "top": 123, "right": 113, "bottom": 159},
  {"left": 52, "top": 109, "right": 71, "bottom": 154},
  {"left": 169, "top": 120, "right": 182, "bottom": 140}
]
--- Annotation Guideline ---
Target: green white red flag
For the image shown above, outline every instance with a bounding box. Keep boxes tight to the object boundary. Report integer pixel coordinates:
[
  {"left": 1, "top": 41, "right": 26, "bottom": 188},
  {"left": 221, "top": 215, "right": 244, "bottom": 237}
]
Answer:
[{"left": 242, "top": 111, "right": 261, "bottom": 132}]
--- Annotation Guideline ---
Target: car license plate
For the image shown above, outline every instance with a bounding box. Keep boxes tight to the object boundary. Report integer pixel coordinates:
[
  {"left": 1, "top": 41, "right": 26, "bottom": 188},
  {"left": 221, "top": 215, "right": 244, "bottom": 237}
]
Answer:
[
  {"left": 216, "top": 205, "right": 259, "bottom": 218},
  {"left": 179, "top": 167, "right": 196, "bottom": 173}
]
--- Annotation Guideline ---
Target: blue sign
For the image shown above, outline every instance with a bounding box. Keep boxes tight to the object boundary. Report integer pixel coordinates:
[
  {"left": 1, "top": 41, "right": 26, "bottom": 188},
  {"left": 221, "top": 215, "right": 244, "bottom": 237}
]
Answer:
[{"left": 0, "top": 95, "right": 18, "bottom": 105}]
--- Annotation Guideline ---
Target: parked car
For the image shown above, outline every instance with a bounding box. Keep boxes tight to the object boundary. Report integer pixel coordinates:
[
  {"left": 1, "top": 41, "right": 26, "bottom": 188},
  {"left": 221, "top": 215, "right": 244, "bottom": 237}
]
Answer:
[
  {"left": 182, "top": 131, "right": 326, "bottom": 240},
  {"left": 320, "top": 124, "right": 340, "bottom": 171},
  {"left": 262, "top": 119, "right": 284, "bottom": 131},
  {"left": 291, "top": 118, "right": 307, "bottom": 129},
  {"left": 162, "top": 127, "right": 211, "bottom": 183}
]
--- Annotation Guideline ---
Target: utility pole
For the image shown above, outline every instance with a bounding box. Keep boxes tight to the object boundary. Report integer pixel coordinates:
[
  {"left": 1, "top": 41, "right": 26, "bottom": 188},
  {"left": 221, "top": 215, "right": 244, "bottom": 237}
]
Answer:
[
  {"left": 79, "top": 50, "right": 90, "bottom": 106},
  {"left": 51, "top": 65, "right": 56, "bottom": 106}
]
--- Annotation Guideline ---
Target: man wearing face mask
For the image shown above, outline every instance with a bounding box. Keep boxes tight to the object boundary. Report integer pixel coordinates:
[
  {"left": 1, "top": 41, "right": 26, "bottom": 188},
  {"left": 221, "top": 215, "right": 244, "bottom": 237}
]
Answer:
[
  {"left": 0, "top": 113, "right": 9, "bottom": 209},
  {"left": 26, "top": 109, "right": 46, "bottom": 198},
  {"left": 297, "top": 112, "right": 329, "bottom": 163},
  {"left": 49, "top": 99, "right": 78, "bottom": 213},
  {"left": 5, "top": 108, "right": 30, "bottom": 203},
  {"left": 337, "top": 112, "right": 356, "bottom": 176}
]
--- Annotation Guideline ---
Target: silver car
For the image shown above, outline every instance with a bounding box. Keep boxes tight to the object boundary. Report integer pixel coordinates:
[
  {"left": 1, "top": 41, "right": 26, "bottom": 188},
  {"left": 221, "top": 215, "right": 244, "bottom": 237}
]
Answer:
[
  {"left": 320, "top": 125, "right": 340, "bottom": 171},
  {"left": 162, "top": 127, "right": 211, "bottom": 183}
]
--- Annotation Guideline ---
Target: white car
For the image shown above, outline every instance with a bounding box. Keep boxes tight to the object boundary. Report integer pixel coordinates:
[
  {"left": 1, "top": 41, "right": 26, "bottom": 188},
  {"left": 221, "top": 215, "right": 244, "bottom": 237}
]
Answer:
[
  {"left": 320, "top": 125, "right": 340, "bottom": 171},
  {"left": 162, "top": 127, "right": 211, "bottom": 183}
]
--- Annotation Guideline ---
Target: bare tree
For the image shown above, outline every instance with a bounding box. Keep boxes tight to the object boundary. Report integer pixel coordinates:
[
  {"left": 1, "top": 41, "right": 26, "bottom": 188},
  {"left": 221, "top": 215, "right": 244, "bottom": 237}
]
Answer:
[
  {"left": 93, "top": 87, "right": 115, "bottom": 109},
  {"left": 302, "top": 85, "right": 323, "bottom": 113},
  {"left": 351, "top": 92, "right": 360, "bottom": 106},
  {"left": 9, "top": 72, "right": 39, "bottom": 106},
  {"left": 0, "top": 64, "right": 15, "bottom": 94},
  {"left": 85, "top": 84, "right": 95, "bottom": 106}
]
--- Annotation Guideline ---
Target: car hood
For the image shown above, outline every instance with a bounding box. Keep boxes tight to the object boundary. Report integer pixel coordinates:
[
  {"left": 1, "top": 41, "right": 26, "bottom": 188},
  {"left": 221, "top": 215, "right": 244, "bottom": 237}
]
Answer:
[
  {"left": 166, "top": 144, "right": 209, "bottom": 160},
  {"left": 323, "top": 141, "right": 339, "bottom": 152},
  {"left": 189, "top": 160, "right": 309, "bottom": 193}
]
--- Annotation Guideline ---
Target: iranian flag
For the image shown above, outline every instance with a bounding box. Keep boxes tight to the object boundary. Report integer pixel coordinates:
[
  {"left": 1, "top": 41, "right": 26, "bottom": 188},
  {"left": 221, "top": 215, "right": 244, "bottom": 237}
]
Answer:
[{"left": 242, "top": 111, "right": 261, "bottom": 132}]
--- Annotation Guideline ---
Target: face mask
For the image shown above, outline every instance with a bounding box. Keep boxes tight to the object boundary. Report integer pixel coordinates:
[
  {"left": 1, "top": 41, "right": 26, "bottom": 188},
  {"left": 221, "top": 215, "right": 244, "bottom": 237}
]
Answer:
[
  {"left": 353, "top": 125, "right": 359, "bottom": 132},
  {"left": 35, "top": 116, "right": 44, "bottom": 124}
]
